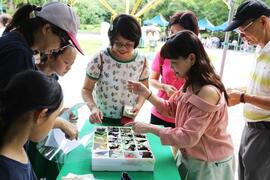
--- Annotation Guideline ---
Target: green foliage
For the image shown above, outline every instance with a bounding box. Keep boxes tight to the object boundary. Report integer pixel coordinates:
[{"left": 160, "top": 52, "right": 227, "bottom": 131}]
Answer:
[
  {"left": 80, "top": 24, "right": 100, "bottom": 33},
  {"left": 75, "top": 0, "right": 110, "bottom": 25},
  {"left": 3, "top": 0, "right": 270, "bottom": 28},
  {"left": 144, "top": 0, "right": 229, "bottom": 26}
]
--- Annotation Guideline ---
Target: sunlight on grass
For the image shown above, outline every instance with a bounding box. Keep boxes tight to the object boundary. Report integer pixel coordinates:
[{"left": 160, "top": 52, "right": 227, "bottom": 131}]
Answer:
[
  {"left": 79, "top": 39, "right": 102, "bottom": 56},
  {"left": 78, "top": 39, "right": 219, "bottom": 63}
]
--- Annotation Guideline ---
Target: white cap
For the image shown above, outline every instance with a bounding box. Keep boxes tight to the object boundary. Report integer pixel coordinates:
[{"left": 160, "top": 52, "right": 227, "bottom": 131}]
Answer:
[{"left": 36, "top": 2, "right": 84, "bottom": 55}]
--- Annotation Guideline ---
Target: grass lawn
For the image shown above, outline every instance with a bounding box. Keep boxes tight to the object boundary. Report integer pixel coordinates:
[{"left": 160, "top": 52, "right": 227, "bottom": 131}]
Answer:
[
  {"left": 78, "top": 39, "right": 219, "bottom": 63},
  {"left": 78, "top": 39, "right": 159, "bottom": 58},
  {"left": 78, "top": 39, "right": 102, "bottom": 56}
]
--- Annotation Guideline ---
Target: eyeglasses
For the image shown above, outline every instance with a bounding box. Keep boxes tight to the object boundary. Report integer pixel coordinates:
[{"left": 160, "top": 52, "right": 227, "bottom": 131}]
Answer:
[
  {"left": 237, "top": 19, "right": 256, "bottom": 34},
  {"left": 47, "top": 44, "right": 72, "bottom": 55},
  {"left": 113, "top": 41, "right": 135, "bottom": 50}
]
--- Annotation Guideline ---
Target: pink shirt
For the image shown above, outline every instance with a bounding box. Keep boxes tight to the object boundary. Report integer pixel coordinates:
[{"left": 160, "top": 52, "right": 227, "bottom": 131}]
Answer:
[
  {"left": 151, "top": 52, "right": 185, "bottom": 123},
  {"left": 157, "top": 89, "right": 234, "bottom": 161}
]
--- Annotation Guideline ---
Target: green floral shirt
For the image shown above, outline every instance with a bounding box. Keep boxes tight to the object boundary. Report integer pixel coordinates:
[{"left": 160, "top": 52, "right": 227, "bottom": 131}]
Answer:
[{"left": 86, "top": 48, "right": 149, "bottom": 119}]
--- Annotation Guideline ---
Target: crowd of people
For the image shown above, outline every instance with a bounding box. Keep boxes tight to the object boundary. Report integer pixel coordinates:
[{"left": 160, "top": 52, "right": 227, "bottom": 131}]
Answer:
[{"left": 0, "top": 1, "right": 270, "bottom": 180}]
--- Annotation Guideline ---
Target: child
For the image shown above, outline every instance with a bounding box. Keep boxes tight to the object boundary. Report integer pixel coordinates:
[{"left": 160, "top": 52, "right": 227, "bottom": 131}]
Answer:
[
  {"left": 127, "top": 31, "right": 235, "bottom": 180},
  {"left": 37, "top": 44, "right": 77, "bottom": 78},
  {"left": 30, "top": 44, "right": 78, "bottom": 179},
  {"left": 0, "top": 70, "right": 63, "bottom": 179},
  {"left": 82, "top": 14, "right": 149, "bottom": 125}
]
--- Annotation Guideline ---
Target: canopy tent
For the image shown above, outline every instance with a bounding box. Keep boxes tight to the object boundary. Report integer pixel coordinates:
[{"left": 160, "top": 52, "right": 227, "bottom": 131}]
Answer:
[
  {"left": 143, "top": 14, "right": 168, "bottom": 27},
  {"left": 198, "top": 18, "right": 215, "bottom": 31},
  {"left": 143, "top": 25, "right": 161, "bottom": 32},
  {"left": 212, "top": 22, "right": 228, "bottom": 31}
]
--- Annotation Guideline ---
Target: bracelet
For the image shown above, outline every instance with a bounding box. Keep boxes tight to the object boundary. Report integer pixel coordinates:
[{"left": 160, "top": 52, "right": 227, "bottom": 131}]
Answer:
[
  {"left": 240, "top": 93, "right": 245, "bottom": 103},
  {"left": 146, "top": 90, "right": 152, "bottom": 100}
]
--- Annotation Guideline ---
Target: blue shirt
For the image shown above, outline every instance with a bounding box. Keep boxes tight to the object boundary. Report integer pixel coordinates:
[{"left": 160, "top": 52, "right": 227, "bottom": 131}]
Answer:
[
  {"left": 0, "top": 31, "right": 36, "bottom": 89},
  {"left": 0, "top": 155, "right": 37, "bottom": 180}
]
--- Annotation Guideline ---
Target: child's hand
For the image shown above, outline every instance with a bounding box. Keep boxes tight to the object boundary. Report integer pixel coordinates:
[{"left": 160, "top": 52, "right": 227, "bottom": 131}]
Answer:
[
  {"left": 56, "top": 120, "right": 78, "bottom": 140},
  {"left": 59, "top": 107, "right": 70, "bottom": 115}
]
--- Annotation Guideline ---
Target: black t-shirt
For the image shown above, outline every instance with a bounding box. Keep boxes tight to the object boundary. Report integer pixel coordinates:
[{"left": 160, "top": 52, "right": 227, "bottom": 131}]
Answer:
[
  {"left": 0, "top": 31, "right": 36, "bottom": 89},
  {"left": 0, "top": 155, "right": 37, "bottom": 180}
]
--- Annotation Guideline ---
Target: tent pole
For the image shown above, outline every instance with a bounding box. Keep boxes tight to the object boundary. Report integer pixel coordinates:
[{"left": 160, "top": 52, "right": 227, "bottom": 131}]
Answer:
[{"left": 220, "top": 0, "right": 235, "bottom": 79}]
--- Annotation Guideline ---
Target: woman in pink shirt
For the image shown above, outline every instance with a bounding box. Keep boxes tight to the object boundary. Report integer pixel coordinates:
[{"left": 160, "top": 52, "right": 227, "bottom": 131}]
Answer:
[
  {"left": 150, "top": 11, "right": 198, "bottom": 128},
  {"left": 127, "top": 31, "right": 234, "bottom": 180}
]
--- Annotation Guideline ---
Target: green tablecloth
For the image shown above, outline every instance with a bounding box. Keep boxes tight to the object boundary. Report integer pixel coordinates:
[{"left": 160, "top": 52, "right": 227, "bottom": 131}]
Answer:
[{"left": 57, "top": 121, "right": 181, "bottom": 180}]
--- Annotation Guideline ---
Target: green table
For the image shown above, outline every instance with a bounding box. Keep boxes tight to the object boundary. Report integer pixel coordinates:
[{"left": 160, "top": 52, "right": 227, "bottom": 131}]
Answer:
[{"left": 57, "top": 121, "right": 180, "bottom": 180}]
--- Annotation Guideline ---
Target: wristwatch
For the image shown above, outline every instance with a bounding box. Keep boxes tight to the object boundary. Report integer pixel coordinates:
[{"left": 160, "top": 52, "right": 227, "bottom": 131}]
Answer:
[{"left": 240, "top": 93, "right": 245, "bottom": 103}]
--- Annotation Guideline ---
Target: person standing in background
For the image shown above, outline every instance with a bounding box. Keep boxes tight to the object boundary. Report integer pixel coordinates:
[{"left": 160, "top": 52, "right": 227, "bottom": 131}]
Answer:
[
  {"left": 150, "top": 11, "right": 199, "bottom": 128},
  {"left": 0, "top": 13, "right": 11, "bottom": 36}
]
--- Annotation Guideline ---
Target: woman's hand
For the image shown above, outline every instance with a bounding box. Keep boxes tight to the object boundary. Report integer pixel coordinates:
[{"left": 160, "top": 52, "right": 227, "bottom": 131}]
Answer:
[
  {"left": 125, "top": 121, "right": 152, "bottom": 134},
  {"left": 89, "top": 106, "right": 103, "bottom": 124},
  {"left": 162, "top": 84, "right": 177, "bottom": 97},
  {"left": 127, "top": 80, "right": 151, "bottom": 99}
]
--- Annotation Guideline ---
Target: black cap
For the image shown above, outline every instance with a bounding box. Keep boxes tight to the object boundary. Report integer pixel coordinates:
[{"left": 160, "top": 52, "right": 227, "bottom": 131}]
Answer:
[{"left": 224, "top": 0, "right": 270, "bottom": 31}]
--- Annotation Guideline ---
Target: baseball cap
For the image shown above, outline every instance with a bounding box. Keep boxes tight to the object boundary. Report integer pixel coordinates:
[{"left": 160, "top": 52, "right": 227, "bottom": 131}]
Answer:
[
  {"left": 36, "top": 2, "right": 84, "bottom": 55},
  {"left": 224, "top": 0, "right": 270, "bottom": 31}
]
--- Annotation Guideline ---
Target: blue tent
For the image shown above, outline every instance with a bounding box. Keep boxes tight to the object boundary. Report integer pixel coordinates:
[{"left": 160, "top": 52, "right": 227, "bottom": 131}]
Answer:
[
  {"left": 143, "top": 14, "right": 168, "bottom": 27},
  {"left": 212, "top": 22, "right": 228, "bottom": 31},
  {"left": 198, "top": 18, "right": 215, "bottom": 31}
]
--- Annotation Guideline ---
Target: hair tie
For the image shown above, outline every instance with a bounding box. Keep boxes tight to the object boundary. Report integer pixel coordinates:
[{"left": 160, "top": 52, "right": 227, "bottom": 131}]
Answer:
[
  {"left": 32, "top": 5, "right": 42, "bottom": 11},
  {"left": 30, "top": 5, "right": 41, "bottom": 19}
]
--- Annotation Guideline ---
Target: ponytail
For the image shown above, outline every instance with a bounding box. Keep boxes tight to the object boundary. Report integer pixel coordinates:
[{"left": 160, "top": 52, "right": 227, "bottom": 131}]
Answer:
[
  {"left": 5, "top": 4, "right": 39, "bottom": 32},
  {"left": 4, "top": 4, "right": 46, "bottom": 46}
]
